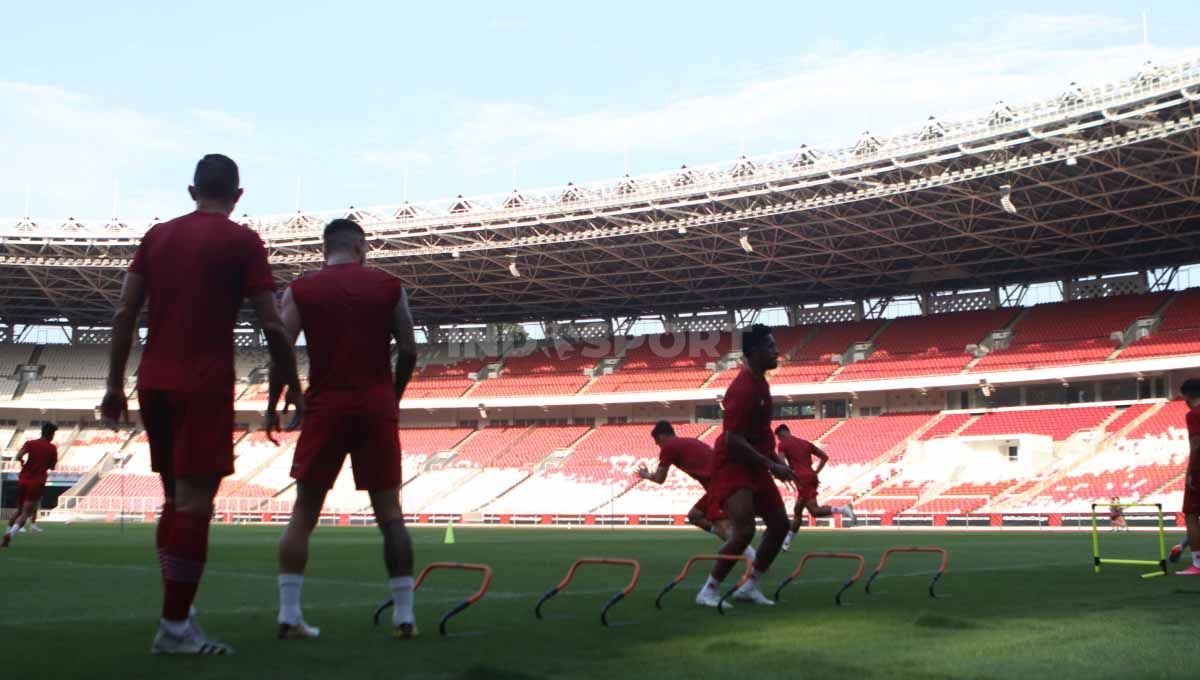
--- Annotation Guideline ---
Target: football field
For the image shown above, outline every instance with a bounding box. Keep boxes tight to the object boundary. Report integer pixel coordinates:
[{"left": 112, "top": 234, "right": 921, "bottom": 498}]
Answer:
[{"left": 0, "top": 524, "right": 1192, "bottom": 679}]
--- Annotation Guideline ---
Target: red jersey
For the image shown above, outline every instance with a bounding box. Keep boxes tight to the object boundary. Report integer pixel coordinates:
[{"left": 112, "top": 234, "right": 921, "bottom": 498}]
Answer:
[
  {"left": 1188, "top": 404, "right": 1200, "bottom": 439},
  {"left": 658, "top": 436, "right": 715, "bottom": 484},
  {"left": 130, "top": 211, "right": 275, "bottom": 396},
  {"left": 289, "top": 263, "right": 405, "bottom": 406},
  {"left": 18, "top": 439, "right": 57, "bottom": 483},
  {"left": 716, "top": 368, "right": 774, "bottom": 464},
  {"left": 779, "top": 436, "right": 818, "bottom": 476}
]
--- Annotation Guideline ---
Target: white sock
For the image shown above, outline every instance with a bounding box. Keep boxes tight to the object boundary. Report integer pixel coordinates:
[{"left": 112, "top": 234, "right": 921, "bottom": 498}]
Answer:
[
  {"left": 278, "top": 574, "right": 304, "bottom": 624},
  {"left": 4, "top": 526, "right": 12, "bottom": 536},
  {"left": 702, "top": 575, "right": 721, "bottom": 591},
  {"left": 389, "top": 576, "right": 415, "bottom": 626},
  {"left": 1192, "top": 552, "right": 1200, "bottom": 569},
  {"left": 742, "top": 544, "right": 757, "bottom": 562},
  {"left": 740, "top": 567, "right": 763, "bottom": 590},
  {"left": 160, "top": 617, "right": 190, "bottom": 637},
  {"left": 784, "top": 530, "right": 795, "bottom": 543}
]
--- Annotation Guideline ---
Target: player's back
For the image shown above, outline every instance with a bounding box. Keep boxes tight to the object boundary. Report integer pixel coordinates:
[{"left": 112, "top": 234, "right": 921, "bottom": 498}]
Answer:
[
  {"left": 290, "top": 263, "right": 403, "bottom": 402},
  {"left": 780, "top": 437, "right": 816, "bottom": 473},
  {"left": 133, "top": 211, "right": 274, "bottom": 395},
  {"left": 661, "top": 436, "right": 715, "bottom": 483},
  {"left": 19, "top": 440, "right": 56, "bottom": 481}
]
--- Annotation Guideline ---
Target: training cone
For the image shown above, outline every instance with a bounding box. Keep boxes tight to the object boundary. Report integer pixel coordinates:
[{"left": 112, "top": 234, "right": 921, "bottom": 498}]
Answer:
[{"left": 444, "top": 522, "right": 456, "bottom": 545}]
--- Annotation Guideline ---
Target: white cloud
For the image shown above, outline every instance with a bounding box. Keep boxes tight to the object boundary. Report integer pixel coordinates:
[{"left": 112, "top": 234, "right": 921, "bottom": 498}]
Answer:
[
  {"left": 192, "top": 108, "right": 255, "bottom": 135},
  {"left": 359, "top": 149, "right": 434, "bottom": 170},
  {"left": 430, "top": 14, "right": 1198, "bottom": 183},
  {"left": 0, "top": 81, "right": 189, "bottom": 219}
]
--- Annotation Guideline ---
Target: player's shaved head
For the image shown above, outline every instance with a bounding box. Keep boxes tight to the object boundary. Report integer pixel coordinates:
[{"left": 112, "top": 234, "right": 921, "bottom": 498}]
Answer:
[
  {"left": 192, "top": 154, "right": 240, "bottom": 202},
  {"left": 323, "top": 218, "right": 366, "bottom": 256},
  {"left": 651, "top": 420, "right": 675, "bottom": 440},
  {"left": 741, "top": 323, "right": 778, "bottom": 372},
  {"left": 1182, "top": 379, "right": 1200, "bottom": 398},
  {"left": 41, "top": 422, "right": 57, "bottom": 438},
  {"left": 774, "top": 424, "right": 790, "bottom": 437}
]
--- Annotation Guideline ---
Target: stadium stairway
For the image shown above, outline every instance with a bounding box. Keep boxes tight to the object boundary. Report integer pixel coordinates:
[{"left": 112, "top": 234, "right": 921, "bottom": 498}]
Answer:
[
  {"left": 985, "top": 403, "right": 1163, "bottom": 511},
  {"left": 821, "top": 319, "right": 894, "bottom": 382},
  {"left": 1107, "top": 291, "right": 1180, "bottom": 361},
  {"left": 961, "top": 308, "right": 1030, "bottom": 372},
  {"left": 833, "top": 413, "right": 943, "bottom": 506}
]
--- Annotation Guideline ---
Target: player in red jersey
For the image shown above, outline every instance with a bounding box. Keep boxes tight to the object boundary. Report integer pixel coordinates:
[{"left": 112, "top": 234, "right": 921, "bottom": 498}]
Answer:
[
  {"left": 696, "top": 324, "right": 796, "bottom": 608},
  {"left": 1176, "top": 379, "right": 1200, "bottom": 575},
  {"left": 1108, "top": 497, "right": 1127, "bottom": 533},
  {"left": 636, "top": 420, "right": 755, "bottom": 562},
  {"left": 101, "top": 154, "right": 303, "bottom": 655},
  {"left": 271, "top": 219, "right": 420, "bottom": 640},
  {"left": 2, "top": 423, "right": 58, "bottom": 547},
  {"left": 774, "top": 424, "right": 855, "bottom": 551}
]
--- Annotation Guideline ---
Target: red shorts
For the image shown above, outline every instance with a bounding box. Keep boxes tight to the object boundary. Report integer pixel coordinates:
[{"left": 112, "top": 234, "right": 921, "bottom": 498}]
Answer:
[
  {"left": 138, "top": 389, "right": 235, "bottom": 478},
  {"left": 291, "top": 402, "right": 402, "bottom": 491},
  {"left": 691, "top": 485, "right": 728, "bottom": 522},
  {"left": 17, "top": 479, "right": 45, "bottom": 506},
  {"left": 791, "top": 468, "right": 819, "bottom": 505},
  {"left": 1184, "top": 487, "right": 1200, "bottom": 515},
  {"left": 705, "top": 459, "right": 786, "bottom": 522}
]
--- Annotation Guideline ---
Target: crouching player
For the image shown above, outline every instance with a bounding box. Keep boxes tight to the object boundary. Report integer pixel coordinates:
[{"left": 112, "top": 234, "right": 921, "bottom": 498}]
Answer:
[
  {"left": 774, "top": 424, "right": 855, "bottom": 551},
  {"left": 271, "top": 219, "right": 421, "bottom": 638},
  {"left": 636, "top": 420, "right": 755, "bottom": 561}
]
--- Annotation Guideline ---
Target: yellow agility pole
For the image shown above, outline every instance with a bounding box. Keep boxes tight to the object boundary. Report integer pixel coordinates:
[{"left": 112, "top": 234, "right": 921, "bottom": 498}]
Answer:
[{"left": 1091, "top": 502, "right": 1167, "bottom": 579}]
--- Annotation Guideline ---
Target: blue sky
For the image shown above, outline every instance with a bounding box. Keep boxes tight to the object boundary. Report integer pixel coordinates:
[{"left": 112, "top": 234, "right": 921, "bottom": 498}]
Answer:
[{"left": 2, "top": 1, "right": 1198, "bottom": 222}]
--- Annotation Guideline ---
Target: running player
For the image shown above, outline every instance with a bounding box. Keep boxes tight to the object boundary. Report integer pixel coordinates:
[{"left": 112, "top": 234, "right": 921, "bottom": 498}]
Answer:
[
  {"left": 1108, "top": 496, "right": 1127, "bottom": 533},
  {"left": 636, "top": 420, "right": 755, "bottom": 561},
  {"left": 774, "top": 424, "right": 855, "bottom": 551},
  {"left": 2, "top": 423, "right": 58, "bottom": 547},
  {"left": 271, "top": 219, "right": 420, "bottom": 640},
  {"left": 101, "top": 154, "right": 303, "bottom": 654},
  {"left": 1176, "top": 379, "right": 1200, "bottom": 575},
  {"left": 695, "top": 324, "right": 796, "bottom": 607}
]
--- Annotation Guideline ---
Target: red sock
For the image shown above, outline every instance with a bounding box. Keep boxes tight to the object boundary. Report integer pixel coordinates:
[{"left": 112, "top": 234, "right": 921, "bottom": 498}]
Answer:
[
  {"left": 161, "top": 511, "right": 210, "bottom": 621},
  {"left": 156, "top": 502, "right": 175, "bottom": 567}
]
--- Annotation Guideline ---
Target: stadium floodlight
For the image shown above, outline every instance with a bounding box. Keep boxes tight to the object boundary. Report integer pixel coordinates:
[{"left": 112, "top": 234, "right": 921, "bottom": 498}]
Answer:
[
  {"left": 999, "top": 184, "right": 1017, "bottom": 214},
  {"left": 677, "top": 225, "right": 687, "bottom": 235},
  {"left": 1065, "top": 156, "right": 1078, "bottom": 166},
  {"left": 478, "top": 404, "right": 488, "bottom": 420},
  {"left": 507, "top": 254, "right": 521, "bottom": 278},
  {"left": 979, "top": 379, "right": 993, "bottom": 397},
  {"left": 738, "top": 227, "right": 754, "bottom": 254},
  {"left": 451, "top": 249, "right": 461, "bottom": 259}
]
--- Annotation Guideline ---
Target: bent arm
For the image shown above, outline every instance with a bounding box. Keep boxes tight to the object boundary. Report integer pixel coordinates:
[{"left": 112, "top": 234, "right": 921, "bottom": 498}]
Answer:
[
  {"left": 391, "top": 288, "right": 418, "bottom": 402},
  {"left": 813, "top": 446, "right": 829, "bottom": 475},
  {"left": 639, "top": 463, "right": 670, "bottom": 485},
  {"left": 106, "top": 272, "right": 146, "bottom": 393}
]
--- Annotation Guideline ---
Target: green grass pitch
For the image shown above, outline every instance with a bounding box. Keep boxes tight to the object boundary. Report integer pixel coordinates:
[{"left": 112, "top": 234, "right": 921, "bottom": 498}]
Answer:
[{"left": 0, "top": 524, "right": 1193, "bottom": 679}]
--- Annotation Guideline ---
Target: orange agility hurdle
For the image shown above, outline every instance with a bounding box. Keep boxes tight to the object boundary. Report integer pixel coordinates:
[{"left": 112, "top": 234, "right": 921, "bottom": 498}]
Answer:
[
  {"left": 655, "top": 554, "right": 752, "bottom": 615},
  {"left": 373, "top": 562, "right": 493, "bottom": 636},
  {"left": 534, "top": 558, "right": 641, "bottom": 626},
  {"left": 772, "top": 552, "right": 865, "bottom": 606},
  {"left": 864, "top": 546, "right": 949, "bottom": 598}
]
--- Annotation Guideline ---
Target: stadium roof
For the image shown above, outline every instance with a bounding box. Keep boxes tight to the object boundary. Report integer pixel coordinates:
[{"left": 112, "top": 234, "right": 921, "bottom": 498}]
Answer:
[{"left": 2, "top": 60, "right": 1200, "bottom": 327}]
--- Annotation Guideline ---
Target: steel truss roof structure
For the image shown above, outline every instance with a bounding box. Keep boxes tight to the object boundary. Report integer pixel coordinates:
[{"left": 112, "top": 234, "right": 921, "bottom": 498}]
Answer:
[{"left": 2, "top": 60, "right": 1200, "bottom": 328}]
